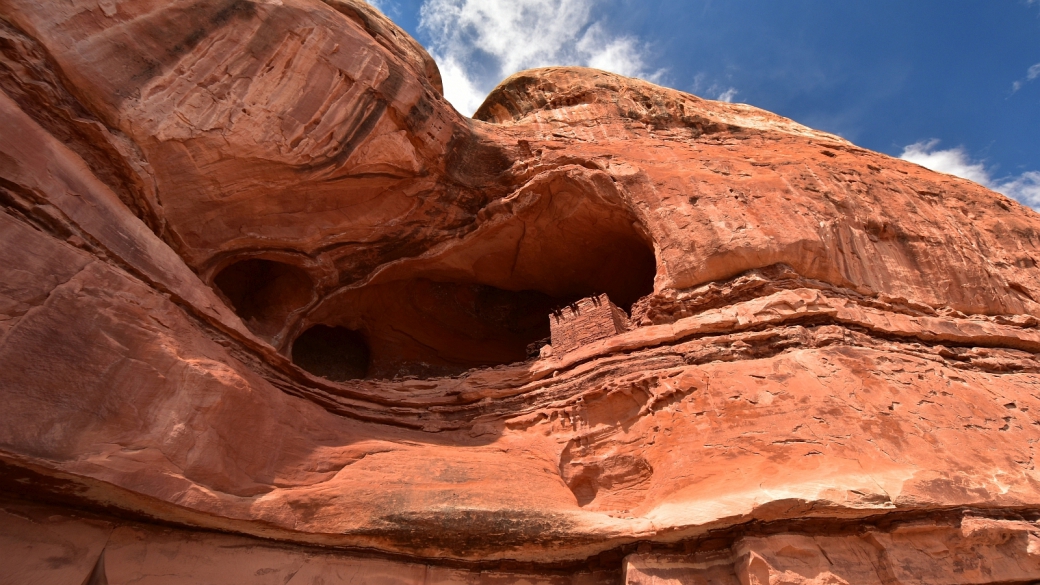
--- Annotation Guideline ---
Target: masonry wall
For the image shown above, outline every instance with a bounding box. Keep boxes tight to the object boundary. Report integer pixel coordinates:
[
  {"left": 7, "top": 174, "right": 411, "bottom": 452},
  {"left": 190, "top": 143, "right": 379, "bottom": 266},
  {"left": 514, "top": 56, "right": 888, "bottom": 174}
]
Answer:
[{"left": 550, "top": 294, "right": 629, "bottom": 355}]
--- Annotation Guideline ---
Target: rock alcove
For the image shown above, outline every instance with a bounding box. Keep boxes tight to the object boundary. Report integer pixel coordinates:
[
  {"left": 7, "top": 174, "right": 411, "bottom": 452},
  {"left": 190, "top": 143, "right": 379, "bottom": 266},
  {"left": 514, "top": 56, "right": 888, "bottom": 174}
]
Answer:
[
  {"left": 215, "top": 170, "right": 658, "bottom": 381},
  {"left": 212, "top": 258, "right": 314, "bottom": 341},
  {"left": 291, "top": 324, "right": 371, "bottom": 382}
]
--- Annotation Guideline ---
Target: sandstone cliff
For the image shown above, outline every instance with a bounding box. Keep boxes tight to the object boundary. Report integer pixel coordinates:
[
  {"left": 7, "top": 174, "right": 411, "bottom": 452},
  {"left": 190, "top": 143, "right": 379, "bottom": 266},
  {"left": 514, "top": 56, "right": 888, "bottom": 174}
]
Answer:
[{"left": 1, "top": 1, "right": 1040, "bottom": 583}]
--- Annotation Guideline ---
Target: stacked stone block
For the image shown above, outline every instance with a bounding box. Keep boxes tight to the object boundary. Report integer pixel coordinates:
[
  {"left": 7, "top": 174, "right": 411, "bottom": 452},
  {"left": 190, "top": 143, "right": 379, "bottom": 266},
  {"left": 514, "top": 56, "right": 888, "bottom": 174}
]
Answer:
[{"left": 549, "top": 294, "right": 629, "bottom": 355}]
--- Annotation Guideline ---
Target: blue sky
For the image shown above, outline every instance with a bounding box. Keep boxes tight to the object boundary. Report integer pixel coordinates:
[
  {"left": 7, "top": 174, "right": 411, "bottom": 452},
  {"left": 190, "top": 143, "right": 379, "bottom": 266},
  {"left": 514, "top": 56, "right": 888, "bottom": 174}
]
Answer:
[{"left": 368, "top": 0, "right": 1040, "bottom": 208}]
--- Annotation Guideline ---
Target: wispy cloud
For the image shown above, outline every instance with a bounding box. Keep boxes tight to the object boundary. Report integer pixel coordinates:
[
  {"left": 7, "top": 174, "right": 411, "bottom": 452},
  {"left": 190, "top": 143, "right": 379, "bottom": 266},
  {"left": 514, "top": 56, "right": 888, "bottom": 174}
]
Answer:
[
  {"left": 998, "top": 171, "right": 1040, "bottom": 209},
  {"left": 1011, "top": 61, "right": 1040, "bottom": 93},
  {"left": 900, "top": 140, "right": 991, "bottom": 185},
  {"left": 364, "top": 0, "right": 397, "bottom": 15},
  {"left": 715, "top": 88, "right": 738, "bottom": 103},
  {"left": 691, "top": 73, "right": 739, "bottom": 103},
  {"left": 900, "top": 139, "right": 1040, "bottom": 210},
  {"left": 418, "top": 0, "right": 662, "bottom": 115}
]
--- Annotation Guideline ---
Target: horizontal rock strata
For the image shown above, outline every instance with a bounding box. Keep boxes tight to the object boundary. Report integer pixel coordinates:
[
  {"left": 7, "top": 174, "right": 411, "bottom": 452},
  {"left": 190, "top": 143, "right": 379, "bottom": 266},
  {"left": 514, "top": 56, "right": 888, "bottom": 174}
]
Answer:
[{"left": 1, "top": 0, "right": 1039, "bottom": 581}]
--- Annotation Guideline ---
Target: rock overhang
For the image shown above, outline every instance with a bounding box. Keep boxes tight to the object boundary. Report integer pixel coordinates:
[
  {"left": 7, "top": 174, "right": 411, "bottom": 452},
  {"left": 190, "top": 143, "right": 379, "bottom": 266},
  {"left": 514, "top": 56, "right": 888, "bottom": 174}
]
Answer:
[{"left": 1, "top": 0, "right": 1040, "bottom": 579}]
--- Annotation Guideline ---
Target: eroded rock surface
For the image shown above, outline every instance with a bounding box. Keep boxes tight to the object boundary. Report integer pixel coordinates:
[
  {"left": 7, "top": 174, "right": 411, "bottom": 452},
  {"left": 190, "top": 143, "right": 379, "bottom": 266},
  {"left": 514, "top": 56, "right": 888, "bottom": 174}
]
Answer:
[{"left": 1, "top": 0, "right": 1040, "bottom": 582}]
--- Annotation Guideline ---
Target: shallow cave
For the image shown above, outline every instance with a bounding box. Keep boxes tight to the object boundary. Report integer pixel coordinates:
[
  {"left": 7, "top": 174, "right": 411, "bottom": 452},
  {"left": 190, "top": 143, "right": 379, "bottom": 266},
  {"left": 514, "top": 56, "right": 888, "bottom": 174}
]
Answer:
[
  {"left": 294, "top": 232, "right": 655, "bottom": 380},
  {"left": 289, "top": 172, "right": 658, "bottom": 381},
  {"left": 291, "top": 325, "right": 370, "bottom": 382},
  {"left": 213, "top": 259, "right": 313, "bottom": 339}
]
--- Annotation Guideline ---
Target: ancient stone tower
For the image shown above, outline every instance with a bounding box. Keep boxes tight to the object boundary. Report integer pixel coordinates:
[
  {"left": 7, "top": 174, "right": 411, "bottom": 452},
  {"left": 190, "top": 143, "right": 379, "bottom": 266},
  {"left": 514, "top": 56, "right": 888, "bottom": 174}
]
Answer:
[{"left": 550, "top": 294, "right": 629, "bottom": 355}]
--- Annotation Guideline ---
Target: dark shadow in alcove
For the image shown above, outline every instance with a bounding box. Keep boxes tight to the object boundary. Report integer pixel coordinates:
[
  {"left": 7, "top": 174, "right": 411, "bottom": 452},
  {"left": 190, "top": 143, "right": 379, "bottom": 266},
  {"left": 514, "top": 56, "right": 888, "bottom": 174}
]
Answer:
[
  {"left": 291, "top": 325, "right": 371, "bottom": 382},
  {"left": 213, "top": 259, "right": 313, "bottom": 339},
  {"left": 294, "top": 230, "right": 656, "bottom": 381},
  {"left": 287, "top": 170, "right": 658, "bottom": 381}
]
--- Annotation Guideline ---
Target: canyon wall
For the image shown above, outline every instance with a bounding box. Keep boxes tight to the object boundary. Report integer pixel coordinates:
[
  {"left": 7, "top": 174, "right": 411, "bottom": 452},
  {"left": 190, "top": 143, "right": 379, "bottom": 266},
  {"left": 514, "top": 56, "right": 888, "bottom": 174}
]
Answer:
[{"left": 1, "top": 0, "right": 1040, "bottom": 583}]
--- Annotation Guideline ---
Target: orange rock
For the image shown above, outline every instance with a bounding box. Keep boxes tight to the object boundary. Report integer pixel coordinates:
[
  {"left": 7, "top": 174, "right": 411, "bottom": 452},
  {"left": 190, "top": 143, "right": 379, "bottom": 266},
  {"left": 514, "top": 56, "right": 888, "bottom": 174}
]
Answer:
[{"left": 1, "top": 0, "right": 1040, "bottom": 582}]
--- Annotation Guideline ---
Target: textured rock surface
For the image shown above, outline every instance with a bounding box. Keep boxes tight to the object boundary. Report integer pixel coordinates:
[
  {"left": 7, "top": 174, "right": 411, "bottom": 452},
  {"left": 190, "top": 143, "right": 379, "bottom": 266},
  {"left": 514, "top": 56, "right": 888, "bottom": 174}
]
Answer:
[
  {"left": 2, "top": 0, "right": 1040, "bottom": 582},
  {"left": 625, "top": 516, "right": 1040, "bottom": 585}
]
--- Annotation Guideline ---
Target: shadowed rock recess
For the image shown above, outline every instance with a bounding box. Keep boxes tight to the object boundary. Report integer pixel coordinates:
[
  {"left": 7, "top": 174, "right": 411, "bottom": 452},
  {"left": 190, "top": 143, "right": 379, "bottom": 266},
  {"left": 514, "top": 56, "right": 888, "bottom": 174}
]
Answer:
[{"left": 2, "top": 0, "right": 1040, "bottom": 582}]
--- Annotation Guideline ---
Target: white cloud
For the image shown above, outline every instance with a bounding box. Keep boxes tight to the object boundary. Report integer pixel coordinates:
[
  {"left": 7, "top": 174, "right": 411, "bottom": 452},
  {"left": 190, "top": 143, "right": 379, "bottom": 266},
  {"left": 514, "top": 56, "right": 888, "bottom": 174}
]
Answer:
[
  {"left": 715, "top": 88, "right": 738, "bottom": 103},
  {"left": 1011, "top": 61, "right": 1040, "bottom": 93},
  {"left": 434, "top": 55, "right": 488, "bottom": 119},
  {"left": 418, "top": 0, "right": 661, "bottom": 115},
  {"left": 900, "top": 139, "right": 1040, "bottom": 210},
  {"left": 997, "top": 171, "right": 1040, "bottom": 209},
  {"left": 900, "top": 140, "right": 991, "bottom": 185},
  {"left": 577, "top": 23, "right": 651, "bottom": 79},
  {"left": 691, "top": 73, "right": 739, "bottom": 103},
  {"left": 365, "top": 0, "right": 392, "bottom": 13}
]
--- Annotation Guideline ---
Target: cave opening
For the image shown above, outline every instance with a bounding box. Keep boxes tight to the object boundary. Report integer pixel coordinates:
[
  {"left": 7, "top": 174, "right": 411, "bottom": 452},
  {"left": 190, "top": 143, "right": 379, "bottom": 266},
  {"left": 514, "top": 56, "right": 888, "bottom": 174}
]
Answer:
[
  {"left": 294, "top": 225, "right": 656, "bottom": 380},
  {"left": 291, "top": 325, "right": 371, "bottom": 382},
  {"left": 213, "top": 259, "right": 313, "bottom": 339},
  {"left": 287, "top": 174, "right": 658, "bottom": 381}
]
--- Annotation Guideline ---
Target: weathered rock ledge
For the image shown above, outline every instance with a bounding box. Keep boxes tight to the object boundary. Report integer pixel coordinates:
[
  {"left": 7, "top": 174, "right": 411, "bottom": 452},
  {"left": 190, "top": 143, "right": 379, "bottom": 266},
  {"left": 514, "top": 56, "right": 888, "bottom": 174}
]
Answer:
[{"left": 2, "top": 0, "right": 1040, "bottom": 582}]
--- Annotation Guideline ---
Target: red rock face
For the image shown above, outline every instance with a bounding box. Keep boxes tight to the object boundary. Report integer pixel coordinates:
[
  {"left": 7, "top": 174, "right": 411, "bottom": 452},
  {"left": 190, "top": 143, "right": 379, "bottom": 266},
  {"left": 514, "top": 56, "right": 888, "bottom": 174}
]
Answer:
[{"left": 2, "top": 0, "right": 1040, "bottom": 582}]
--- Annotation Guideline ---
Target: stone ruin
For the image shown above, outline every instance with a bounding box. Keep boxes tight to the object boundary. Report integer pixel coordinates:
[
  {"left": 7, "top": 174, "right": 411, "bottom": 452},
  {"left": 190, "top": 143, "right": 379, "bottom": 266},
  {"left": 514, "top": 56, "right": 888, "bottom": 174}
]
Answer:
[
  {"left": 550, "top": 294, "right": 629, "bottom": 355},
  {"left": 2, "top": 0, "right": 1040, "bottom": 583}
]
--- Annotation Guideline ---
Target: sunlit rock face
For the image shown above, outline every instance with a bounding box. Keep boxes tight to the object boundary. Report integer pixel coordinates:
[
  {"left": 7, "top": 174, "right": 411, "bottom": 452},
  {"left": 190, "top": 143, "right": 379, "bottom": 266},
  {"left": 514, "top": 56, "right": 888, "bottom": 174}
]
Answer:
[{"left": 2, "top": 0, "right": 1040, "bottom": 582}]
